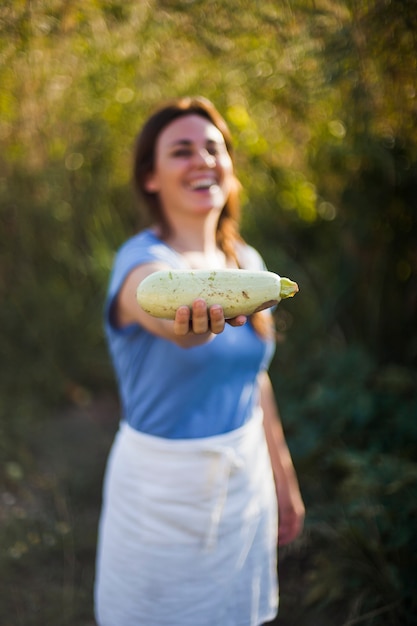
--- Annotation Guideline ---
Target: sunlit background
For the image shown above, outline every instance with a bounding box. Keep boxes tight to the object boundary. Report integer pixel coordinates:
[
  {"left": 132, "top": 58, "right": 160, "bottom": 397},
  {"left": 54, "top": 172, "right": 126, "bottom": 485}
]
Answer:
[{"left": 1, "top": 1, "right": 416, "bottom": 624}]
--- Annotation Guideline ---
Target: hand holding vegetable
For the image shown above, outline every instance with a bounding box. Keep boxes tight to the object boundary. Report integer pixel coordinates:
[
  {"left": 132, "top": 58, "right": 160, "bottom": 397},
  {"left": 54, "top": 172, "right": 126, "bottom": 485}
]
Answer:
[
  {"left": 173, "top": 298, "right": 247, "bottom": 336},
  {"left": 136, "top": 269, "right": 299, "bottom": 323}
]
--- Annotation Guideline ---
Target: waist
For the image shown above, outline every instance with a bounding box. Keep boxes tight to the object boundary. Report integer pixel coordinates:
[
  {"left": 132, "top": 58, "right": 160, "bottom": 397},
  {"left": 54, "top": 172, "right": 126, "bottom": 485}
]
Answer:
[{"left": 118, "top": 405, "right": 264, "bottom": 459}]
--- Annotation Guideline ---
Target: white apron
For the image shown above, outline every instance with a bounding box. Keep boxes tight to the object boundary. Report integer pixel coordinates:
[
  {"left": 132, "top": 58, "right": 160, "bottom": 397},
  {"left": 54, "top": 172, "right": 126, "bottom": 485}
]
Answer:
[{"left": 94, "top": 408, "right": 279, "bottom": 626}]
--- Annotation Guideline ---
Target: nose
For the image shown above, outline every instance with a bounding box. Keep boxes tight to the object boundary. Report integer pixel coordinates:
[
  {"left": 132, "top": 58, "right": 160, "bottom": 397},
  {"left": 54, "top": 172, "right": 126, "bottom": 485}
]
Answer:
[{"left": 195, "top": 149, "right": 216, "bottom": 168}]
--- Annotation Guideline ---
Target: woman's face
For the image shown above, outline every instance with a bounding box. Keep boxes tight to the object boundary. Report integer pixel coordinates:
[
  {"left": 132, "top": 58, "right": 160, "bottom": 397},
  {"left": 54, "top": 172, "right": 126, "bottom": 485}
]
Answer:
[{"left": 145, "top": 114, "right": 234, "bottom": 221}]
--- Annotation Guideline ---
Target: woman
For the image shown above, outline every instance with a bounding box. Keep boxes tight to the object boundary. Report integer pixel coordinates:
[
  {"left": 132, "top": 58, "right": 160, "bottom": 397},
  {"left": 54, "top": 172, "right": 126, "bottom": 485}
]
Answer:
[{"left": 94, "top": 96, "right": 305, "bottom": 626}]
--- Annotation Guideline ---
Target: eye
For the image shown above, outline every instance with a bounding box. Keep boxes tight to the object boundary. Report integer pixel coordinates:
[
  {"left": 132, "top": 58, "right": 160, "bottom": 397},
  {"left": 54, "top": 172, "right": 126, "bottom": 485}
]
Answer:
[
  {"left": 171, "top": 147, "right": 193, "bottom": 158},
  {"left": 207, "top": 142, "right": 228, "bottom": 157},
  {"left": 207, "top": 145, "right": 219, "bottom": 156}
]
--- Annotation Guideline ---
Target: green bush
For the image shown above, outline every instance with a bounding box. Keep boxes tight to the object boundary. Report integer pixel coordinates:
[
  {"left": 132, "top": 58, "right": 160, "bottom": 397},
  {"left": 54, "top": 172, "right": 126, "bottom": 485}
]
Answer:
[{"left": 270, "top": 345, "right": 417, "bottom": 624}]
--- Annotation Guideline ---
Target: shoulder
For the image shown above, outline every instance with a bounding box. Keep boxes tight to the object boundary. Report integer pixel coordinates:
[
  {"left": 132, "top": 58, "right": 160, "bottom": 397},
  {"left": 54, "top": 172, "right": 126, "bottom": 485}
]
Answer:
[
  {"left": 235, "top": 241, "right": 267, "bottom": 271},
  {"left": 114, "top": 229, "right": 183, "bottom": 271},
  {"left": 107, "top": 229, "right": 177, "bottom": 302},
  {"left": 117, "top": 229, "right": 162, "bottom": 260}
]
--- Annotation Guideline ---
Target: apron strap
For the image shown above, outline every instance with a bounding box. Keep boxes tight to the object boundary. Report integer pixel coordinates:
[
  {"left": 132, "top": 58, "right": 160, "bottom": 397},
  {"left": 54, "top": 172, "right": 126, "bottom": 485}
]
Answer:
[{"left": 204, "top": 447, "right": 244, "bottom": 551}]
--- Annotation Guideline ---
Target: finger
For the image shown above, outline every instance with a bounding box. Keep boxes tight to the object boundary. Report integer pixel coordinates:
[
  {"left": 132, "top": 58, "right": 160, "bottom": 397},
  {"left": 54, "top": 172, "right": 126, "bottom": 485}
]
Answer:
[
  {"left": 226, "top": 315, "right": 247, "bottom": 327},
  {"left": 174, "top": 305, "right": 192, "bottom": 335},
  {"left": 278, "top": 515, "right": 304, "bottom": 546},
  {"left": 191, "top": 299, "right": 209, "bottom": 334},
  {"left": 209, "top": 304, "right": 225, "bottom": 334}
]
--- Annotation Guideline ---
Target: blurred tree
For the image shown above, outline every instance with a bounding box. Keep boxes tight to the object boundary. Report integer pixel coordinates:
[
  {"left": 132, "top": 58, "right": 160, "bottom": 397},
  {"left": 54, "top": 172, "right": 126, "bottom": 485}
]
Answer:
[{"left": 303, "top": 0, "right": 417, "bottom": 365}]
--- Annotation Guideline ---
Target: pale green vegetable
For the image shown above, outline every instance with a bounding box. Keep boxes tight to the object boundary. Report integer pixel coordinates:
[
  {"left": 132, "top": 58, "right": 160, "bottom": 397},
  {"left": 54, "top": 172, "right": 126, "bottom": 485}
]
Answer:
[{"left": 136, "top": 269, "right": 298, "bottom": 320}]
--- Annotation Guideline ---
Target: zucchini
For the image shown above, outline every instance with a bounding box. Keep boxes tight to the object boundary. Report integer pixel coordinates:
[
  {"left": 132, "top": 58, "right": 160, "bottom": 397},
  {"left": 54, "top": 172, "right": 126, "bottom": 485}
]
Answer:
[{"left": 136, "top": 269, "right": 298, "bottom": 319}]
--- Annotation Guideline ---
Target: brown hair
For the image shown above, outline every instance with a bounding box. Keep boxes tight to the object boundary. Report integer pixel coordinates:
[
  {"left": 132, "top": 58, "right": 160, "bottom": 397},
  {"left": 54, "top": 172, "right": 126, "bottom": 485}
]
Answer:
[{"left": 132, "top": 96, "right": 273, "bottom": 339}]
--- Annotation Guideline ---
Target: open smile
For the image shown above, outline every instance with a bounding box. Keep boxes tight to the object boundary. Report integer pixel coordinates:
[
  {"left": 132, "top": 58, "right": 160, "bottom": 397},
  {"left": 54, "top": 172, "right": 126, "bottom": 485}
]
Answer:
[{"left": 187, "top": 177, "right": 219, "bottom": 191}]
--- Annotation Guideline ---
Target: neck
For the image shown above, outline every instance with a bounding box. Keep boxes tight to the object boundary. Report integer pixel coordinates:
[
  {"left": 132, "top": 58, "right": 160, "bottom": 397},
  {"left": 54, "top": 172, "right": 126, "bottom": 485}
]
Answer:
[
  {"left": 163, "top": 213, "right": 220, "bottom": 255},
  {"left": 157, "top": 214, "right": 232, "bottom": 269}
]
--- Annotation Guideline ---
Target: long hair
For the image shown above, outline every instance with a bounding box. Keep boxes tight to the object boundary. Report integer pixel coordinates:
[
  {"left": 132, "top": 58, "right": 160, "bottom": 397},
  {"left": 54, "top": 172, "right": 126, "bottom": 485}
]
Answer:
[{"left": 132, "top": 96, "right": 273, "bottom": 339}]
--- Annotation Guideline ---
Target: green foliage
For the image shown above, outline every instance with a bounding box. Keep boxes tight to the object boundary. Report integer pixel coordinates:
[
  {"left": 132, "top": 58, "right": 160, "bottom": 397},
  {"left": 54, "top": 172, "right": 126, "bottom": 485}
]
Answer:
[
  {"left": 0, "top": 0, "right": 416, "bottom": 624},
  {"left": 270, "top": 344, "right": 417, "bottom": 624}
]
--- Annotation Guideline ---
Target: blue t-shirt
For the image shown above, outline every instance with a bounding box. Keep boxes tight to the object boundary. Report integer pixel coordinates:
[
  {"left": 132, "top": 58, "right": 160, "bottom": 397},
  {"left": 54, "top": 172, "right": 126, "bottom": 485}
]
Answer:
[{"left": 105, "top": 229, "right": 275, "bottom": 439}]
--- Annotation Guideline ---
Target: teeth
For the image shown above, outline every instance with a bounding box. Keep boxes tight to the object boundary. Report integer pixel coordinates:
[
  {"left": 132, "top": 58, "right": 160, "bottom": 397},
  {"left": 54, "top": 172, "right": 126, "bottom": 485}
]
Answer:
[{"left": 188, "top": 178, "right": 217, "bottom": 190}]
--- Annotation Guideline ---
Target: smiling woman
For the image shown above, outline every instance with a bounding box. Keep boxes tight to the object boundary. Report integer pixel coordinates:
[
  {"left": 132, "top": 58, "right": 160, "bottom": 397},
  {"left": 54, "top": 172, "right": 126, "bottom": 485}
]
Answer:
[
  {"left": 94, "top": 96, "right": 304, "bottom": 626},
  {"left": 143, "top": 114, "right": 233, "bottom": 224}
]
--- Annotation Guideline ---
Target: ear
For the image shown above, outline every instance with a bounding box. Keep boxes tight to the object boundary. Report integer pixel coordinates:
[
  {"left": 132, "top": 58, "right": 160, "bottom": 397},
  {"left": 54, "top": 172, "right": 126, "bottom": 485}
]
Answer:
[{"left": 144, "top": 172, "right": 159, "bottom": 193}]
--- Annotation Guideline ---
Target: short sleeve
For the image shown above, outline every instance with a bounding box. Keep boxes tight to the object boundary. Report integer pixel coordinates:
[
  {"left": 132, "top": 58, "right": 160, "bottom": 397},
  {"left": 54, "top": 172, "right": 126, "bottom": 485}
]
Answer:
[{"left": 105, "top": 230, "right": 184, "bottom": 331}]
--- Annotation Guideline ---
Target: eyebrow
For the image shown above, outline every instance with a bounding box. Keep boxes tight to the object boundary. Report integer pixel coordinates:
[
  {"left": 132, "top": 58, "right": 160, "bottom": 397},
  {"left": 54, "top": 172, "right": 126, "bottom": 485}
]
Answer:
[{"left": 167, "top": 138, "right": 222, "bottom": 148}]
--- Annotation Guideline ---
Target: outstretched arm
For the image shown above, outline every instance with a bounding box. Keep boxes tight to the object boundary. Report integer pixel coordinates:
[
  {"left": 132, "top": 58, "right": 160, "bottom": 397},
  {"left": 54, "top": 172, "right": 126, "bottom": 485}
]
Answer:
[
  {"left": 259, "top": 371, "right": 305, "bottom": 546},
  {"left": 115, "top": 262, "right": 247, "bottom": 348}
]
